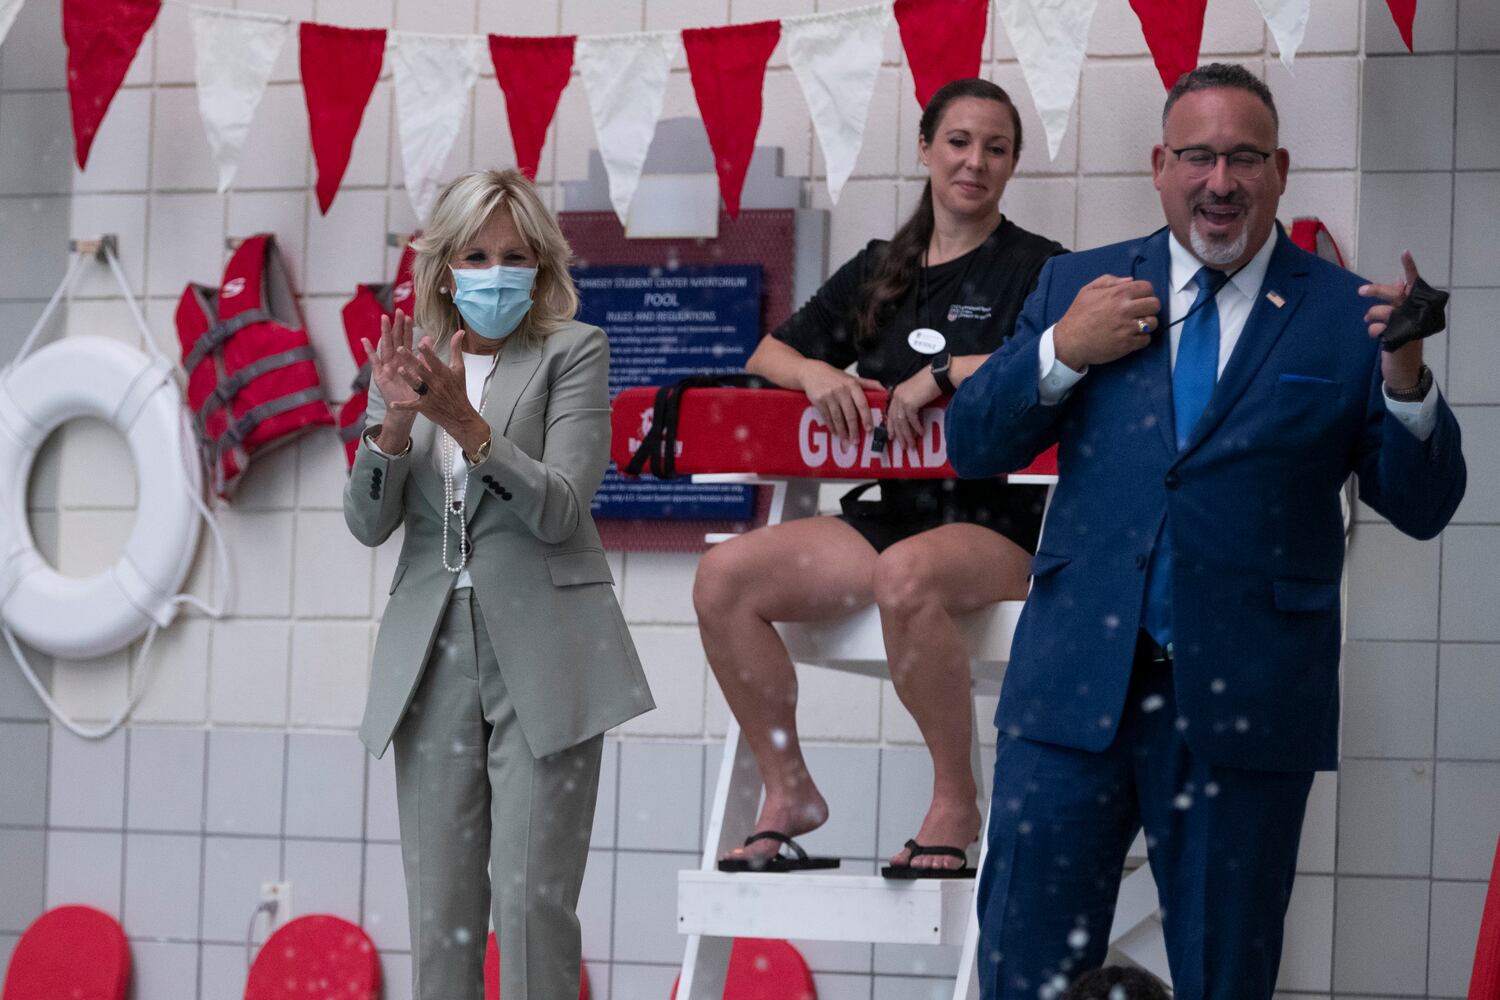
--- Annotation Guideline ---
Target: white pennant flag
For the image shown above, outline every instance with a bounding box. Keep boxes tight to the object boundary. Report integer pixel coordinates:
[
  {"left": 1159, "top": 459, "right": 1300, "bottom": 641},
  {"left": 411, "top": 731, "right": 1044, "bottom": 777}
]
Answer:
[
  {"left": 0, "top": 0, "right": 25, "bottom": 50},
  {"left": 575, "top": 31, "right": 681, "bottom": 225},
  {"left": 996, "top": 0, "right": 1097, "bottom": 161},
  {"left": 1253, "top": 0, "right": 1311, "bottom": 70},
  {"left": 190, "top": 7, "right": 290, "bottom": 193},
  {"left": 784, "top": 3, "right": 891, "bottom": 205},
  {"left": 391, "top": 32, "right": 484, "bottom": 223}
]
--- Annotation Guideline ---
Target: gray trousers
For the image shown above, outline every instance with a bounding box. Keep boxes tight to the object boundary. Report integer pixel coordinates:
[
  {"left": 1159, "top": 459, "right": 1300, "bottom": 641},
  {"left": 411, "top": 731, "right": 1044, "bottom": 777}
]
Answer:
[{"left": 394, "top": 588, "right": 603, "bottom": 1000}]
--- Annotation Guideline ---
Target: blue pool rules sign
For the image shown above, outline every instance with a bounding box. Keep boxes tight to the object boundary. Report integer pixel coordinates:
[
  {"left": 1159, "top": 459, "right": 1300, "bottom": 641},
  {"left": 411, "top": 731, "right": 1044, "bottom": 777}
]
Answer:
[{"left": 575, "top": 264, "right": 762, "bottom": 520}]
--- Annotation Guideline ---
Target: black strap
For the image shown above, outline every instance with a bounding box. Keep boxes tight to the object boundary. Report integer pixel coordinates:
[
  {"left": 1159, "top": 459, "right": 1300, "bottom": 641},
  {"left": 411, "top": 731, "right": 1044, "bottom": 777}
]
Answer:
[
  {"left": 220, "top": 387, "right": 327, "bottom": 448},
  {"left": 624, "top": 374, "right": 772, "bottom": 479},
  {"left": 902, "top": 839, "right": 968, "bottom": 864},
  {"left": 183, "top": 308, "right": 276, "bottom": 372},
  {"left": 199, "top": 346, "right": 318, "bottom": 419},
  {"left": 742, "top": 830, "right": 808, "bottom": 861},
  {"left": 1381, "top": 277, "right": 1449, "bottom": 352}
]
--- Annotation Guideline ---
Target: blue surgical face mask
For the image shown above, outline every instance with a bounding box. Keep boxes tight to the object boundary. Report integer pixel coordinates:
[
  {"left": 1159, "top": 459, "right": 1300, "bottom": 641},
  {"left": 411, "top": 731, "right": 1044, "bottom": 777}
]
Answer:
[{"left": 448, "top": 265, "right": 537, "bottom": 341}]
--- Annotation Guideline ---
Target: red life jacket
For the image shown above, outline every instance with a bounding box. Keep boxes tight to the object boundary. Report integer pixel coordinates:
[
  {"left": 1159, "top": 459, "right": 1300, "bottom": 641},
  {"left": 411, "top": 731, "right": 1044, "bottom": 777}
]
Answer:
[
  {"left": 1289, "top": 216, "right": 1346, "bottom": 267},
  {"left": 176, "top": 234, "right": 333, "bottom": 499},
  {"left": 337, "top": 244, "right": 416, "bottom": 467}
]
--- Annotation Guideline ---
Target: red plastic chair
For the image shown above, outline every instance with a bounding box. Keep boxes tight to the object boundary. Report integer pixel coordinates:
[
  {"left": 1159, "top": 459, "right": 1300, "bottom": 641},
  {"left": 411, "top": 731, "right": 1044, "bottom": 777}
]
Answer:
[
  {"left": 670, "top": 939, "right": 816, "bottom": 1000},
  {"left": 483, "top": 932, "right": 590, "bottom": 999},
  {"left": 2, "top": 906, "right": 129, "bottom": 1000},
  {"left": 243, "top": 915, "right": 379, "bottom": 1000},
  {"left": 1471, "top": 833, "right": 1500, "bottom": 1000}
]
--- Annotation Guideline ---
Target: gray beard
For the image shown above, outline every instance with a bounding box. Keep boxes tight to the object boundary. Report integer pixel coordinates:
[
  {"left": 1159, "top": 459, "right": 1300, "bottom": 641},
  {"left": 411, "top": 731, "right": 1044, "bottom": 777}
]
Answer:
[{"left": 1190, "top": 220, "right": 1248, "bottom": 267}]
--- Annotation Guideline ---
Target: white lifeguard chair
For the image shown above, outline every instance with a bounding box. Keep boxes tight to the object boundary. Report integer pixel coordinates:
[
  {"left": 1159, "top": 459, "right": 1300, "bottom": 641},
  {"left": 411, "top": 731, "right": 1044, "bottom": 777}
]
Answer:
[{"left": 676, "top": 475, "right": 1172, "bottom": 999}]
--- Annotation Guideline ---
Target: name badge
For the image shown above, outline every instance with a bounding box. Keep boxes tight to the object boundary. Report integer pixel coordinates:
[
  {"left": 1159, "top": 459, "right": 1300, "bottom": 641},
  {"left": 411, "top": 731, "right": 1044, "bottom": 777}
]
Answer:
[{"left": 908, "top": 328, "right": 946, "bottom": 355}]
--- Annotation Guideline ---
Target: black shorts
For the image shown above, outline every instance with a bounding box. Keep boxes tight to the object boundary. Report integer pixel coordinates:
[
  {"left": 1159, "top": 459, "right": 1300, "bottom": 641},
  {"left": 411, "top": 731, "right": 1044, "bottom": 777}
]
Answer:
[{"left": 835, "top": 479, "right": 1044, "bottom": 555}]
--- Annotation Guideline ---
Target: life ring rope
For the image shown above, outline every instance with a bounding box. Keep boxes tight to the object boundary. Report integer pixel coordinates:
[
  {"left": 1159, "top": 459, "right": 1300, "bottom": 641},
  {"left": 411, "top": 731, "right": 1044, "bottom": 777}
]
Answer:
[{"left": 2, "top": 243, "right": 233, "bottom": 740}]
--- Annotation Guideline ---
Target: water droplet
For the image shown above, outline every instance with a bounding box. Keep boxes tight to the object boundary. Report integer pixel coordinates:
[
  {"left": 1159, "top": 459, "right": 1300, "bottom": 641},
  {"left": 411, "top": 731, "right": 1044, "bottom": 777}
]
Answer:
[
  {"left": 1234, "top": 716, "right": 1250, "bottom": 733},
  {"left": 1103, "top": 614, "right": 1121, "bottom": 629},
  {"left": 770, "top": 728, "right": 789, "bottom": 750},
  {"left": 1204, "top": 781, "right": 1220, "bottom": 797},
  {"left": 1174, "top": 792, "right": 1194, "bottom": 810},
  {"left": 1210, "top": 677, "right": 1226, "bottom": 694},
  {"left": 1140, "top": 693, "right": 1165, "bottom": 713},
  {"left": 1067, "top": 927, "right": 1090, "bottom": 950},
  {"left": 454, "top": 927, "right": 471, "bottom": 945}
]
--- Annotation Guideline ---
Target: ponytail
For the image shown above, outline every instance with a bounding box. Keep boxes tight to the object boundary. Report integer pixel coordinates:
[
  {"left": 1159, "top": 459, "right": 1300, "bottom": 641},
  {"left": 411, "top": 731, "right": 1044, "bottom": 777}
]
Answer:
[{"left": 855, "top": 183, "right": 936, "bottom": 345}]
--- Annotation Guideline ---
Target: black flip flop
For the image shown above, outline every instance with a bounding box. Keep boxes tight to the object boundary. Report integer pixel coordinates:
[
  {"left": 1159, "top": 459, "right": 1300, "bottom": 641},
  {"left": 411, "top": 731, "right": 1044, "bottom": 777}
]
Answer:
[
  {"left": 881, "top": 839, "right": 976, "bottom": 880},
  {"left": 716, "top": 831, "right": 841, "bottom": 873}
]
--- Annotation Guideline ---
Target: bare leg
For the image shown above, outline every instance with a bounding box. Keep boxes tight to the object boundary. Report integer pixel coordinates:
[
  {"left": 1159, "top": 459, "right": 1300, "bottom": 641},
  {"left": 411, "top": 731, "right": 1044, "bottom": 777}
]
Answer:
[
  {"left": 694, "top": 516, "right": 878, "bottom": 861},
  {"left": 873, "top": 523, "right": 1031, "bottom": 870}
]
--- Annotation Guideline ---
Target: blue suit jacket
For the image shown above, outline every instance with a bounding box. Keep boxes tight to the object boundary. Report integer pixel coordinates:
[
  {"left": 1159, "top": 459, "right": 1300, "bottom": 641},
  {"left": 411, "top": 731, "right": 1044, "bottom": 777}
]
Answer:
[{"left": 947, "top": 227, "right": 1465, "bottom": 772}]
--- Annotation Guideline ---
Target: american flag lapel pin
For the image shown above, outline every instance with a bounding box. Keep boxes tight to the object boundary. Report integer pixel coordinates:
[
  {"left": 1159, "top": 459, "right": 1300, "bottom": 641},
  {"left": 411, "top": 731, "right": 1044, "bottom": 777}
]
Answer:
[{"left": 1266, "top": 290, "right": 1285, "bottom": 308}]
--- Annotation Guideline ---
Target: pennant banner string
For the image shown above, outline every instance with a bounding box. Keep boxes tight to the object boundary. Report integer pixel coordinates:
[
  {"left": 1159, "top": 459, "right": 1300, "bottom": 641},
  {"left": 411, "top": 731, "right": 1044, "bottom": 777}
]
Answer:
[
  {"left": 190, "top": 6, "right": 289, "bottom": 193},
  {"left": 67, "top": 0, "right": 1410, "bottom": 218}
]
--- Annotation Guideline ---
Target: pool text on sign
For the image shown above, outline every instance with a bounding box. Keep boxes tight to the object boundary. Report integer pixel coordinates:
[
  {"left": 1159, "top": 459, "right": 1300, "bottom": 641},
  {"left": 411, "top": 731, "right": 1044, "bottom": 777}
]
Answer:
[{"left": 574, "top": 264, "right": 762, "bottom": 520}]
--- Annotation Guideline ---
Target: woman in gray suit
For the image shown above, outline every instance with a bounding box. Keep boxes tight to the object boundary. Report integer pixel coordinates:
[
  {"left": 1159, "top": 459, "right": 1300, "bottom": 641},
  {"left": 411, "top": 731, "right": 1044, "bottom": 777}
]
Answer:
[{"left": 344, "top": 168, "right": 653, "bottom": 1000}]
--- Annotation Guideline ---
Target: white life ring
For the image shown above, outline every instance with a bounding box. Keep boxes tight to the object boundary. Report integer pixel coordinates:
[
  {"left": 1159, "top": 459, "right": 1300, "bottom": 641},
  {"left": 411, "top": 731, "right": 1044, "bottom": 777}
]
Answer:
[{"left": 0, "top": 336, "right": 201, "bottom": 660}]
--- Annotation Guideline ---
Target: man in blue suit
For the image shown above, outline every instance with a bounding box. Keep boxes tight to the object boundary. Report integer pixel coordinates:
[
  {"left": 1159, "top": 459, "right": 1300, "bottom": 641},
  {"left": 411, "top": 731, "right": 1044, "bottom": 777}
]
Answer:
[{"left": 946, "top": 63, "right": 1465, "bottom": 999}]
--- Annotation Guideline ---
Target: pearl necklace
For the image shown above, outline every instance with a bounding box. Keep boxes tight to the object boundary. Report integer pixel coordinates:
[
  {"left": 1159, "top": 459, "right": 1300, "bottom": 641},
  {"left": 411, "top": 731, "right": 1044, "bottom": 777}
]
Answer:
[{"left": 440, "top": 344, "right": 502, "bottom": 574}]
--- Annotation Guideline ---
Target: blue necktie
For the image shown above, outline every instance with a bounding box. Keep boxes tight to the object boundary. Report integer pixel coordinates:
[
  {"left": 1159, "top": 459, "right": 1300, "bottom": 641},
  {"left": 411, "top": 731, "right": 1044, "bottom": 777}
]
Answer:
[{"left": 1142, "top": 267, "right": 1223, "bottom": 647}]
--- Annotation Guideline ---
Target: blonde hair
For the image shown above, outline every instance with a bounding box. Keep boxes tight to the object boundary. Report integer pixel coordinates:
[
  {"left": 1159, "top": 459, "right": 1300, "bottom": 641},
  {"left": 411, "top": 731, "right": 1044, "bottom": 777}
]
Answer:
[{"left": 410, "top": 169, "right": 579, "bottom": 348}]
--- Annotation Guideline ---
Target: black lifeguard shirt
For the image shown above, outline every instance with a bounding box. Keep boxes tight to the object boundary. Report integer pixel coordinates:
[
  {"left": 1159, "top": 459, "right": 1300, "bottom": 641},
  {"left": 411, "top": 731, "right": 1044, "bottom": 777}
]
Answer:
[{"left": 772, "top": 217, "right": 1065, "bottom": 388}]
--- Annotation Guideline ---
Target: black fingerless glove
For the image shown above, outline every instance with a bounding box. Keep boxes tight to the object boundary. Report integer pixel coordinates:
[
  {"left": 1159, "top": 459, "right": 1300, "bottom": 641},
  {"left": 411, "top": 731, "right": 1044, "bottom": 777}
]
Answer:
[{"left": 1381, "top": 277, "right": 1449, "bottom": 352}]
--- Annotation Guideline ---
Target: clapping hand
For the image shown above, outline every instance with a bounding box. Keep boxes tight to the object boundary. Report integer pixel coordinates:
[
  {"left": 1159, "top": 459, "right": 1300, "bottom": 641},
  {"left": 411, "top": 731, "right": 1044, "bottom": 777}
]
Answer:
[{"left": 362, "top": 311, "right": 421, "bottom": 430}]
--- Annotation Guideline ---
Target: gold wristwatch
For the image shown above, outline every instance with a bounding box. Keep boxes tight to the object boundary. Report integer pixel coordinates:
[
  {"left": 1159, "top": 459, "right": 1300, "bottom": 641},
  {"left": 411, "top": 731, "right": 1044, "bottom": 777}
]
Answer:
[{"left": 464, "top": 432, "right": 493, "bottom": 465}]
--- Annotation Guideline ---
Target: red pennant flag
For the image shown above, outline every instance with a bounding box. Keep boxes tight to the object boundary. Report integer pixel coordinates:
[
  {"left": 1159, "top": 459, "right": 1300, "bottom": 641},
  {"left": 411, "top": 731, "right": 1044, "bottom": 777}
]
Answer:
[
  {"left": 300, "top": 22, "right": 386, "bottom": 214},
  {"left": 63, "top": 0, "right": 160, "bottom": 168},
  {"left": 682, "top": 20, "right": 781, "bottom": 219},
  {"left": 1385, "top": 0, "right": 1417, "bottom": 51},
  {"left": 1130, "top": 0, "right": 1210, "bottom": 90},
  {"left": 488, "top": 34, "right": 576, "bottom": 181},
  {"left": 893, "top": 0, "right": 988, "bottom": 108}
]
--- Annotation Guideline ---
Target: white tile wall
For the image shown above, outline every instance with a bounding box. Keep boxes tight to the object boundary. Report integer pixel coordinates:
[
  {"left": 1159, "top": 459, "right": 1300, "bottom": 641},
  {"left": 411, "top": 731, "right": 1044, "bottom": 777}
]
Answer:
[
  {"left": 1361, "top": 56, "right": 1456, "bottom": 172},
  {"left": 7, "top": 2, "right": 1499, "bottom": 996},
  {"left": 209, "top": 621, "right": 292, "bottom": 725}
]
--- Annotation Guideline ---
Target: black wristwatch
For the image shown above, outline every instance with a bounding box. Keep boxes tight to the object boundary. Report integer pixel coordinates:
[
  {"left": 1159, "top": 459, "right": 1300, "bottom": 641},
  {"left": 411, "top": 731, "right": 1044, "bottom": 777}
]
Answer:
[
  {"left": 930, "top": 353, "right": 955, "bottom": 395},
  {"left": 1386, "top": 364, "right": 1433, "bottom": 403}
]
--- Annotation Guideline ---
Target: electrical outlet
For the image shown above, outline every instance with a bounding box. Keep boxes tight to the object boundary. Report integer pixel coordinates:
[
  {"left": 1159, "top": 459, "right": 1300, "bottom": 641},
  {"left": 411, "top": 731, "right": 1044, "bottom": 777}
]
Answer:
[{"left": 259, "top": 881, "right": 294, "bottom": 929}]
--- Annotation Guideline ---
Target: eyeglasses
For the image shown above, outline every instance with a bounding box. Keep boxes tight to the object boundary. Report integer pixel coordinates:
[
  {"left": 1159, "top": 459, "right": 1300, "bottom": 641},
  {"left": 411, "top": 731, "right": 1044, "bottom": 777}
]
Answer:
[{"left": 1168, "top": 146, "right": 1276, "bottom": 180}]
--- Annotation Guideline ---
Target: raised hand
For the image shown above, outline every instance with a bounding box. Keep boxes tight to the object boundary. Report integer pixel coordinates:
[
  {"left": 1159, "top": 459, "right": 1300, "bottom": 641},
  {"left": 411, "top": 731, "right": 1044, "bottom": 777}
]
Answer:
[
  {"left": 1053, "top": 275, "right": 1161, "bottom": 370},
  {"left": 1359, "top": 251, "right": 1428, "bottom": 391},
  {"left": 386, "top": 329, "right": 480, "bottom": 437},
  {"left": 363, "top": 312, "right": 419, "bottom": 412}
]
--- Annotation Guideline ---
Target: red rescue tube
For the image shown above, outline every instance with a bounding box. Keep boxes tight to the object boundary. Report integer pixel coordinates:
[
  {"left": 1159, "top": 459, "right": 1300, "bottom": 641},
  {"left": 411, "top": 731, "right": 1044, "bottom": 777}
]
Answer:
[{"left": 610, "top": 385, "right": 1057, "bottom": 481}]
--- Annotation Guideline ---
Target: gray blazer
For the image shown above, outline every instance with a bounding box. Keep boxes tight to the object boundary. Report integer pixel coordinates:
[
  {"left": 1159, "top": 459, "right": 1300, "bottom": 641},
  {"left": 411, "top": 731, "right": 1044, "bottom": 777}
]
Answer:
[{"left": 344, "top": 321, "right": 654, "bottom": 759}]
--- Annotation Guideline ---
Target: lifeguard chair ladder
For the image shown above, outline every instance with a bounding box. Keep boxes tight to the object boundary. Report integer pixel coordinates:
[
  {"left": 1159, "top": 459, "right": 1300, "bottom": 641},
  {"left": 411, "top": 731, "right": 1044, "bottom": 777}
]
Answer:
[{"left": 676, "top": 475, "right": 1171, "bottom": 999}]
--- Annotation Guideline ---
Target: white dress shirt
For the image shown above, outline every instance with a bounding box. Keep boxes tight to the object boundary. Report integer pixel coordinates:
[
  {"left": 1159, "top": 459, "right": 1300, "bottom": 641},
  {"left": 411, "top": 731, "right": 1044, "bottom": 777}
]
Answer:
[
  {"left": 1036, "top": 230, "right": 1437, "bottom": 441},
  {"left": 366, "top": 350, "right": 499, "bottom": 588}
]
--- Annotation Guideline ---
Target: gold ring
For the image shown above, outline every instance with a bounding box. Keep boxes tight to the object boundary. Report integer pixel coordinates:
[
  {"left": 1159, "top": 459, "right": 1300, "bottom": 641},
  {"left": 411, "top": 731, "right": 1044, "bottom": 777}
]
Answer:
[{"left": 1136, "top": 318, "right": 1152, "bottom": 335}]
